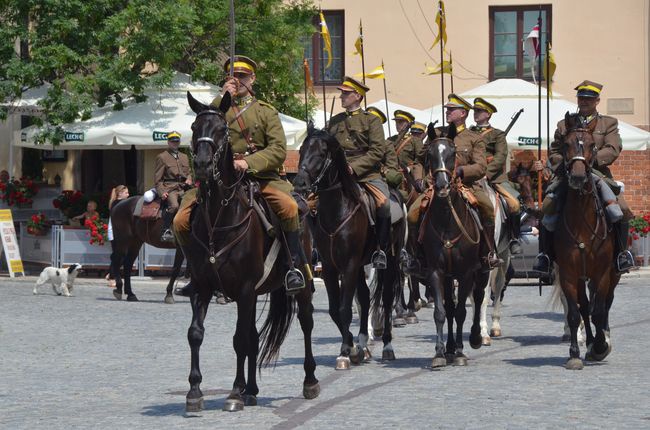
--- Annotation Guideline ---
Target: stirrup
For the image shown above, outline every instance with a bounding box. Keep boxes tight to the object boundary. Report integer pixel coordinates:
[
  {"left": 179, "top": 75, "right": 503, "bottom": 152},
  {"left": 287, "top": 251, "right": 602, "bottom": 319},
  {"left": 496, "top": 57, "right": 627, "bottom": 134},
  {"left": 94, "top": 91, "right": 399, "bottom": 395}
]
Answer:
[
  {"left": 616, "top": 250, "right": 634, "bottom": 273},
  {"left": 533, "top": 253, "right": 551, "bottom": 274},
  {"left": 160, "top": 229, "right": 175, "bottom": 243},
  {"left": 509, "top": 239, "right": 523, "bottom": 255},
  {"left": 285, "top": 269, "right": 306, "bottom": 296},
  {"left": 487, "top": 251, "right": 503, "bottom": 268},
  {"left": 371, "top": 250, "right": 387, "bottom": 270}
]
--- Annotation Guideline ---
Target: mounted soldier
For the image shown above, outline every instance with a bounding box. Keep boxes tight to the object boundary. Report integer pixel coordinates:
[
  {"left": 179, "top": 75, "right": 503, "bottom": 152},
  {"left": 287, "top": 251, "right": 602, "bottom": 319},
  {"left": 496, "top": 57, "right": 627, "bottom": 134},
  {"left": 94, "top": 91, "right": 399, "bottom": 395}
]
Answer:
[
  {"left": 327, "top": 76, "right": 390, "bottom": 269},
  {"left": 534, "top": 80, "right": 635, "bottom": 274},
  {"left": 367, "top": 107, "right": 403, "bottom": 193},
  {"left": 388, "top": 110, "right": 426, "bottom": 203},
  {"left": 155, "top": 131, "right": 193, "bottom": 242},
  {"left": 173, "top": 55, "right": 305, "bottom": 294},
  {"left": 470, "top": 97, "right": 522, "bottom": 254}
]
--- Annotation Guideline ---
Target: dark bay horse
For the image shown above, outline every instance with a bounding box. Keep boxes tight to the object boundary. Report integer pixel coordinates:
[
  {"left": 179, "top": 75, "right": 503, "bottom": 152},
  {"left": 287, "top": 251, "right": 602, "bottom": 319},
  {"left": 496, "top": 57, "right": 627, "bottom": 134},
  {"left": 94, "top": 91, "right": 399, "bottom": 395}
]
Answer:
[
  {"left": 554, "top": 112, "right": 620, "bottom": 370},
  {"left": 294, "top": 126, "right": 401, "bottom": 366},
  {"left": 421, "top": 127, "right": 488, "bottom": 368},
  {"left": 180, "top": 92, "right": 318, "bottom": 412},
  {"left": 109, "top": 197, "right": 185, "bottom": 303}
]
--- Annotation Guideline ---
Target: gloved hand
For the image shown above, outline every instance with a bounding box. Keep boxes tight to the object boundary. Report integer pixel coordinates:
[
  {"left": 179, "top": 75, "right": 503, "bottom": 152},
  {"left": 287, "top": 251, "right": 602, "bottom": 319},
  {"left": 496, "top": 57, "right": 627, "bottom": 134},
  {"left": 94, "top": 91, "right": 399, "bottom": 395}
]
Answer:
[{"left": 454, "top": 166, "right": 464, "bottom": 180}]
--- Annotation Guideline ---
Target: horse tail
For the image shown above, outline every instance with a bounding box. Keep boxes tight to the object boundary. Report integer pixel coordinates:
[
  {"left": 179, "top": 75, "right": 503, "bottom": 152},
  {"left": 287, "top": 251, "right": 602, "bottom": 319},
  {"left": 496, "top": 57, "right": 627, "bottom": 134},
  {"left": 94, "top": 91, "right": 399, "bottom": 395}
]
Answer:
[
  {"left": 547, "top": 265, "right": 563, "bottom": 311},
  {"left": 370, "top": 268, "right": 383, "bottom": 315},
  {"left": 258, "top": 287, "right": 296, "bottom": 368}
]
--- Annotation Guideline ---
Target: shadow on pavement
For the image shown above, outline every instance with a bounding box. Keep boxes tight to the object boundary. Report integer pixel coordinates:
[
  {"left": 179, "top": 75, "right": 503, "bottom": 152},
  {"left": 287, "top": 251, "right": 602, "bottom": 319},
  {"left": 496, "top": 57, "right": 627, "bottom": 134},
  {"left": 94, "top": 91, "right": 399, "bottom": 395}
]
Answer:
[
  {"left": 503, "top": 356, "right": 566, "bottom": 367},
  {"left": 510, "top": 311, "right": 564, "bottom": 322},
  {"left": 142, "top": 396, "right": 295, "bottom": 417}
]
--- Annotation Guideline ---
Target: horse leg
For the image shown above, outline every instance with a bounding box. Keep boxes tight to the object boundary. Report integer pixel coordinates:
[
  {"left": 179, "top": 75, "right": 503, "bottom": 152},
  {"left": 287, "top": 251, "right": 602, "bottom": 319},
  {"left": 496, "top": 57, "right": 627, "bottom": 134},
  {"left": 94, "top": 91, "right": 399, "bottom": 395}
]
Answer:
[
  {"left": 443, "top": 276, "right": 456, "bottom": 362},
  {"left": 470, "top": 271, "right": 488, "bottom": 351},
  {"left": 122, "top": 244, "right": 141, "bottom": 301},
  {"left": 393, "top": 280, "right": 407, "bottom": 327},
  {"left": 322, "top": 267, "right": 351, "bottom": 370},
  {"left": 381, "top": 259, "right": 397, "bottom": 361},
  {"left": 355, "top": 270, "right": 371, "bottom": 363},
  {"left": 563, "top": 281, "right": 584, "bottom": 370},
  {"left": 409, "top": 276, "right": 426, "bottom": 311},
  {"left": 224, "top": 295, "right": 255, "bottom": 411},
  {"left": 577, "top": 280, "right": 595, "bottom": 351},
  {"left": 244, "top": 306, "right": 259, "bottom": 406},
  {"left": 186, "top": 286, "right": 212, "bottom": 412},
  {"left": 295, "top": 288, "right": 320, "bottom": 399},
  {"left": 164, "top": 249, "right": 184, "bottom": 304},
  {"left": 337, "top": 268, "right": 359, "bottom": 368},
  {"left": 452, "top": 275, "right": 473, "bottom": 366},
  {"left": 405, "top": 274, "right": 419, "bottom": 324},
  {"left": 490, "top": 266, "right": 505, "bottom": 338},
  {"left": 110, "top": 243, "right": 125, "bottom": 300},
  {"left": 479, "top": 270, "right": 495, "bottom": 346},
  {"left": 429, "top": 270, "right": 447, "bottom": 368},
  {"left": 587, "top": 275, "right": 614, "bottom": 361}
]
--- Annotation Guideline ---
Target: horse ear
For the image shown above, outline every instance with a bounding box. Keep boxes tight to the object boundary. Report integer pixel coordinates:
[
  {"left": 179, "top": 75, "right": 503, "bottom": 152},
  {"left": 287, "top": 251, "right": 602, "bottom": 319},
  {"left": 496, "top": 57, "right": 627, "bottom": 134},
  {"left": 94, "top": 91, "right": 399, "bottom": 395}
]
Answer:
[
  {"left": 307, "top": 120, "right": 315, "bottom": 135},
  {"left": 187, "top": 91, "right": 209, "bottom": 114},
  {"left": 564, "top": 111, "right": 573, "bottom": 128},
  {"left": 427, "top": 122, "right": 437, "bottom": 141},
  {"left": 447, "top": 124, "right": 457, "bottom": 140},
  {"left": 218, "top": 92, "right": 232, "bottom": 114}
]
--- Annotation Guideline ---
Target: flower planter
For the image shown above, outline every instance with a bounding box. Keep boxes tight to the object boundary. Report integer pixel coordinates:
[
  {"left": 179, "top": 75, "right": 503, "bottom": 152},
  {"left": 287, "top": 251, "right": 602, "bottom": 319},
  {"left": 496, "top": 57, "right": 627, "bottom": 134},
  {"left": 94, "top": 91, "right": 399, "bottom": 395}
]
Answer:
[{"left": 631, "top": 235, "right": 650, "bottom": 267}]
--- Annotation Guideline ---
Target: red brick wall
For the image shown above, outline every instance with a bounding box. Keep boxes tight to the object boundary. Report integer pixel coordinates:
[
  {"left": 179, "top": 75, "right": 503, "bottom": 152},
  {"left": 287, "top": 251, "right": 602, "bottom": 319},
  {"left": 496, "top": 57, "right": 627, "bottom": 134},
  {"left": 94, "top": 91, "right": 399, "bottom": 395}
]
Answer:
[
  {"left": 285, "top": 150, "right": 299, "bottom": 173},
  {"left": 610, "top": 149, "right": 650, "bottom": 215}
]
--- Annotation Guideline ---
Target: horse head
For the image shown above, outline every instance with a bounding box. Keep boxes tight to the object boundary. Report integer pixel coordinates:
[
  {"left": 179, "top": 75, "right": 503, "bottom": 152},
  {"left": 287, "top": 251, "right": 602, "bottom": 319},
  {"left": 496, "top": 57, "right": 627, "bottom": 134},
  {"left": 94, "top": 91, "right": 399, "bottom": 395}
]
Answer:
[
  {"left": 425, "top": 124, "right": 457, "bottom": 198},
  {"left": 563, "top": 111, "right": 597, "bottom": 190},
  {"left": 187, "top": 91, "right": 231, "bottom": 183},
  {"left": 293, "top": 125, "right": 342, "bottom": 195}
]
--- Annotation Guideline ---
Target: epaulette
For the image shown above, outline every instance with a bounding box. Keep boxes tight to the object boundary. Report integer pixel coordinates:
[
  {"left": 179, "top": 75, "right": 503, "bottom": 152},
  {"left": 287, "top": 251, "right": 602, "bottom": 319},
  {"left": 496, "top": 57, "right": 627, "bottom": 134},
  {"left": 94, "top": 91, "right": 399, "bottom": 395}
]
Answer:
[{"left": 256, "top": 100, "right": 277, "bottom": 112}]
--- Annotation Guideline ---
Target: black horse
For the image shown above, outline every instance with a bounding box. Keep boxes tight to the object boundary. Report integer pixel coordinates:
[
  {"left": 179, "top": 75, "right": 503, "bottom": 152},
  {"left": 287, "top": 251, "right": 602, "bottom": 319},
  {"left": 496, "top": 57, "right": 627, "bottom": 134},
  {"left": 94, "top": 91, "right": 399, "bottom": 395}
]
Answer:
[
  {"left": 180, "top": 91, "right": 319, "bottom": 412},
  {"left": 421, "top": 126, "right": 488, "bottom": 368},
  {"left": 294, "top": 126, "right": 402, "bottom": 366},
  {"left": 109, "top": 197, "right": 186, "bottom": 303}
]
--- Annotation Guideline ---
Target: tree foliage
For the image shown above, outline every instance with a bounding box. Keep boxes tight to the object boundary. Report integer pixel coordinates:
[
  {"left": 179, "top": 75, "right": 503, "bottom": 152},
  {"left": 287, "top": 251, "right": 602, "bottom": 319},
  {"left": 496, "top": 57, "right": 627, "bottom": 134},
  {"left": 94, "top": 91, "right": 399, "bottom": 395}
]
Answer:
[{"left": 0, "top": 0, "right": 318, "bottom": 144}]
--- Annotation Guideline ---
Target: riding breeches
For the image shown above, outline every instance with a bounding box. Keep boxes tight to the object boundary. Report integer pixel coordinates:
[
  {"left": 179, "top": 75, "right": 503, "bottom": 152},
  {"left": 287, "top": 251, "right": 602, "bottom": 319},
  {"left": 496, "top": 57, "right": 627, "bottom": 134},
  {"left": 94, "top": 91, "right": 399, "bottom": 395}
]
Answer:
[
  {"left": 473, "top": 185, "right": 495, "bottom": 223},
  {"left": 165, "top": 190, "right": 184, "bottom": 213},
  {"left": 363, "top": 179, "right": 390, "bottom": 218},
  {"left": 260, "top": 180, "right": 299, "bottom": 232},
  {"left": 172, "top": 188, "right": 198, "bottom": 246},
  {"left": 493, "top": 182, "right": 521, "bottom": 214}
]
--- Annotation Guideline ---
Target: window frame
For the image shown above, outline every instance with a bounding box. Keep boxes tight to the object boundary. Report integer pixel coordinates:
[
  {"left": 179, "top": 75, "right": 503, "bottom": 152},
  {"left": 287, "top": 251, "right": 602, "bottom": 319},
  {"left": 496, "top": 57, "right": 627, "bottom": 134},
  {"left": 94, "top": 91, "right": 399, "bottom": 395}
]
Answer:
[
  {"left": 309, "top": 9, "right": 345, "bottom": 86},
  {"left": 488, "top": 5, "right": 552, "bottom": 81}
]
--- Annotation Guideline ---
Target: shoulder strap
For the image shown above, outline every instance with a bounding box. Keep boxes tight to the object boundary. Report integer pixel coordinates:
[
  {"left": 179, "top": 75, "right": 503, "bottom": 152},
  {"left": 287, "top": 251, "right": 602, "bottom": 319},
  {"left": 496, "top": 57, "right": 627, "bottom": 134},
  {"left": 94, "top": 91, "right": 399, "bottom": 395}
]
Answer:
[
  {"left": 395, "top": 135, "right": 412, "bottom": 156},
  {"left": 230, "top": 102, "right": 258, "bottom": 154},
  {"left": 480, "top": 128, "right": 492, "bottom": 137}
]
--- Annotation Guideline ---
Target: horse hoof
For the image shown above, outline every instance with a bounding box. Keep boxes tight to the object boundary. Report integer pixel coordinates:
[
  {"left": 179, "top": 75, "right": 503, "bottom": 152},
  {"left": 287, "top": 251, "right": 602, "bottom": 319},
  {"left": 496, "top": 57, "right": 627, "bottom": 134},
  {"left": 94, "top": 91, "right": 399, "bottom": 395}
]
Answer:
[
  {"left": 445, "top": 353, "right": 455, "bottom": 364},
  {"left": 586, "top": 343, "right": 612, "bottom": 362},
  {"left": 126, "top": 294, "right": 139, "bottom": 302},
  {"left": 164, "top": 295, "right": 175, "bottom": 304},
  {"left": 565, "top": 357, "right": 584, "bottom": 370},
  {"left": 112, "top": 290, "right": 123, "bottom": 300},
  {"left": 373, "top": 328, "right": 384, "bottom": 338},
  {"left": 223, "top": 397, "right": 245, "bottom": 412},
  {"left": 363, "top": 347, "right": 372, "bottom": 362},
  {"left": 185, "top": 397, "right": 204, "bottom": 412},
  {"left": 349, "top": 347, "right": 362, "bottom": 365},
  {"left": 335, "top": 356, "right": 351, "bottom": 370},
  {"left": 490, "top": 328, "right": 502, "bottom": 338},
  {"left": 426, "top": 301, "right": 435, "bottom": 309},
  {"left": 303, "top": 382, "right": 321, "bottom": 400},
  {"left": 470, "top": 338, "right": 482, "bottom": 350},
  {"left": 243, "top": 395, "right": 257, "bottom": 406},
  {"left": 431, "top": 356, "right": 447, "bottom": 368},
  {"left": 482, "top": 336, "right": 492, "bottom": 346},
  {"left": 393, "top": 317, "right": 406, "bottom": 327},
  {"left": 453, "top": 355, "right": 468, "bottom": 366},
  {"left": 405, "top": 315, "right": 419, "bottom": 324},
  {"left": 382, "top": 349, "right": 396, "bottom": 361},
  {"left": 561, "top": 334, "right": 571, "bottom": 343}
]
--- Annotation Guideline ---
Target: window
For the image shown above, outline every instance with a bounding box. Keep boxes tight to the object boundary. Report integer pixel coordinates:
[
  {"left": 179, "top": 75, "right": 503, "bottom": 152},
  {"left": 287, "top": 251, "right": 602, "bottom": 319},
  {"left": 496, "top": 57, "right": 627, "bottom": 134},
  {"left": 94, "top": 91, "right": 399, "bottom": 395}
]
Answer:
[
  {"left": 305, "top": 10, "right": 344, "bottom": 85},
  {"left": 489, "top": 5, "right": 552, "bottom": 81}
]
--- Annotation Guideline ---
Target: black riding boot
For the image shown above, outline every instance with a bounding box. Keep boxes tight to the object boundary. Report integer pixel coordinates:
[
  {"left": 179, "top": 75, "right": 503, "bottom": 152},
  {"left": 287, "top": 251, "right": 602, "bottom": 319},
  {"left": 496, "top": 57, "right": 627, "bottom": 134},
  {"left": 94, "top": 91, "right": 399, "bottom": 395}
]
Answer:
[
  {"left": 481, "top": 221, "right": 503, "bottom": 272},
  {"left": 533, "top": 225, "right": 554, "bottom": 275},
  {"left": 160, "top": 210, "right": 175, "bottom": 243},
  {"left": 615, "top": 221, "right": 634, "bottom": 273},
  {"left": 509, "top": 212, "right": 523, "bottom": 255},
  {"left": 285, "top": 230, "right": 306, "bottom": 295},
  {"left": 371, "top": 213, "right": 390, "bottom": 270}
]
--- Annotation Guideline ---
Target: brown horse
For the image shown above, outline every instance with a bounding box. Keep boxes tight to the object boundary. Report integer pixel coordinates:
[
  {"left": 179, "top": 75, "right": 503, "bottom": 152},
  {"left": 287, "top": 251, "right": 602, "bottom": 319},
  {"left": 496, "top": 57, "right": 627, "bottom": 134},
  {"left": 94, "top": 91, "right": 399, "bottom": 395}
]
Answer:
[
  {"left": 554, "top": 112, "right": 620, "bottom": 370},
  {"left": 109, "top": 197, "right": 186, "bottom": 303},
  {"left": 420, "top": 126, "right": 488, "bottom": 368},
  {"left": 180, "top": 91, "right": 319, "bottom": 412}
]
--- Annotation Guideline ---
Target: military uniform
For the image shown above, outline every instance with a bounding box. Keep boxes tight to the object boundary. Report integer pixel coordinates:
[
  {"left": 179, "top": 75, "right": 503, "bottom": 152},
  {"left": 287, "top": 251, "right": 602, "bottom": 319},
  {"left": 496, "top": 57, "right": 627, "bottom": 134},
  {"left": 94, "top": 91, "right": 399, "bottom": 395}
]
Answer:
[
  {"left": 367, "top": 107, "right": 402, "bottom": 189},
  {"left": 154, "top": 147, "right": 191, "bottom": 213},
  {"left": 388, "top": 111, "right": 426, "bottom": 202}
]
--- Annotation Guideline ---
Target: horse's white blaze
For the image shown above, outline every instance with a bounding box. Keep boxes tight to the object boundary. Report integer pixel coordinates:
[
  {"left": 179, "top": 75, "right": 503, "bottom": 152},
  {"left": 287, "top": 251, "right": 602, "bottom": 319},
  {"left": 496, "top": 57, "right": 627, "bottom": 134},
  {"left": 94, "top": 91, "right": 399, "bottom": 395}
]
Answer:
[{"left": 438, "top": 144, "right": 446, "bottom": 170}]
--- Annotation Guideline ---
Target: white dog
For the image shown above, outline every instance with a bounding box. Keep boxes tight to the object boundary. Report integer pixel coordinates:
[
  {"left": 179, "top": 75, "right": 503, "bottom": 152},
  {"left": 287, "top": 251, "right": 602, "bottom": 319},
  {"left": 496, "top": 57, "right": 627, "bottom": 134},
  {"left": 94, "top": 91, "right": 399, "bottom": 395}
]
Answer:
[{"left": 33, "top": 264, "right": 82, "bottom": 297}]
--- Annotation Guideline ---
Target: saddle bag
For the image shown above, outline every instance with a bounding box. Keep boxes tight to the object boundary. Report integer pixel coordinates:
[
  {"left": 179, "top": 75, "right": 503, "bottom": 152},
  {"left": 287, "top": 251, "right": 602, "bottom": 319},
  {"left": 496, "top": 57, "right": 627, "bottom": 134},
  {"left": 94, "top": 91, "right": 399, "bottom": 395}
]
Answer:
[
  {"left": 459, "top": 184, "right": 478, "bottom": 207},
  {"left": 140, "top": 199, "right": 161, "bottom": 220}
]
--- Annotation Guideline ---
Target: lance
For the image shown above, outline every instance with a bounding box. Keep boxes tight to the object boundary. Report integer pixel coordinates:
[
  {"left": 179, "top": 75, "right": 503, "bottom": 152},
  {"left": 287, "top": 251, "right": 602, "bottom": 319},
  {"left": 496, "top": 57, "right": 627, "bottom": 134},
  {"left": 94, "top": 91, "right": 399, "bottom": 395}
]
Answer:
[
  {"left": 303, "top": 57, "right": 309, "bottom": 123},
  {"left": 450, "top": 50, "right": 454, "bottom": 93},
  {"left": 319, "top": 8, "right": 327, "bottom": 126},
  {"left": 229, "top": 0, "right": 235, "bottom": 78},
  {"left": 359, "top": 19, "right": 367, "bottom": 110},
  {"left": 536, "top": 7, "right": 543, "bottom": 296},
  {"left": 382, "top": 59, "right": 392, "bottom": 137},
  {"left": 438, "top": 0, "right": 445, "bottom": 124},
  {"left": 329, "top": 96, "right": 336, "bottom": 124},
  {"left": 504, "top": 108, "right": 524, "bottom": 136}
]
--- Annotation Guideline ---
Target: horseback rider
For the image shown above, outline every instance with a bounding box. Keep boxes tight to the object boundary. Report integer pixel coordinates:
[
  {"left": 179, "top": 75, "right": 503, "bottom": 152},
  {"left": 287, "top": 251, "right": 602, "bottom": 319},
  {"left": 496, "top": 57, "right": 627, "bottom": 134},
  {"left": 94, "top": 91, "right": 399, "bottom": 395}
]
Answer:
[
  {"left": 470, "top": 97, "right": 523, "bottom": 254},
  {"left": 406, "top": 94, "right": 502, "bottom": 273},
  {"left": 155, "top": 131, "right": 193, "bottom": 242},
  {"left": 327, "top": 76, "right": 391, "bottom": 269},
  {"left": 533, "top": 80, "right": 635, "bottom": 274},
  {"left": 388, "top": 110, "right": 426, "bottom": 202},
  {"left": 366, "top": 107, "right": 404, "bottom": 192},
  {"left": 173, "top": 55, "right": 305, "bottom": 294}
]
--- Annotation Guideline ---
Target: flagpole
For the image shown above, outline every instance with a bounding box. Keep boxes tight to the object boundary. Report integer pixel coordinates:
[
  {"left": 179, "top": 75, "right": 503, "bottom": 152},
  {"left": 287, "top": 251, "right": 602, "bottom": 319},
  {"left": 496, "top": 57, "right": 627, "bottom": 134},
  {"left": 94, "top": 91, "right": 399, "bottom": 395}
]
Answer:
[
  {"left": 546, "top": 41, "right": 550, "bottom": 154},
  {"left": 450, "top": 50, "right": 454, "bottom": 93},
  {"left": 304, "top": 59, "right": 309, "bottom": 123},
  {"left": 319, "top": 8, "right": 327, "bottom": 126},
  {"left": 382, "top": 59, "right": 391, "bottom": 137},
  {"left": 536, "top": 9, "right": 542, "bottom": 211},
  {"left": 439, "top": 0, "right": 445, "bottom": 124},
  {"left": 359, "top": 19, "right": 367, "bottom": 110}
]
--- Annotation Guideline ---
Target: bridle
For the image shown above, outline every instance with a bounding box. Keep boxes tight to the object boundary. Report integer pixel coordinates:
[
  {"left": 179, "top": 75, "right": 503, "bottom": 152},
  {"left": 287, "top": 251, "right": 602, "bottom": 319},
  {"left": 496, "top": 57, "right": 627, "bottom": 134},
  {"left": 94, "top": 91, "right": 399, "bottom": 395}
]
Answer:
[
  {"left": 299, "top": 137, "right": 340, "bottom": 195},
  {"left": 564, "top": 126, "right": 596, "bottom": 175}
]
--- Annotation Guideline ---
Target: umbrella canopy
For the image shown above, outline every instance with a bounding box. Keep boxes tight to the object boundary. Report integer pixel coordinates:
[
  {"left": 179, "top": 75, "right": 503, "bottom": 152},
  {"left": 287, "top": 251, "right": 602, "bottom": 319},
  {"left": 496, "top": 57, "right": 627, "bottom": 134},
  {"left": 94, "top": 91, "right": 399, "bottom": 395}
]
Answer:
[
  {"left": 14, "top": 73, "right": 307, "bottom": 150},
  {"left": 423, "top": 79, "right": 649, "bottom": 150}
]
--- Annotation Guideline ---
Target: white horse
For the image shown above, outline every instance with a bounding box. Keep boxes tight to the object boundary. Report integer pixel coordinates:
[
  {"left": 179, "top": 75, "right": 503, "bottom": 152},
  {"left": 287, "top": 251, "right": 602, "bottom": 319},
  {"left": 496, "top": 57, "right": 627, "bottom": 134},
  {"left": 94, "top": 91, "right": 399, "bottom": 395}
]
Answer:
[{"left": 474, "top": 184, "right": 511, "bottom": 346}]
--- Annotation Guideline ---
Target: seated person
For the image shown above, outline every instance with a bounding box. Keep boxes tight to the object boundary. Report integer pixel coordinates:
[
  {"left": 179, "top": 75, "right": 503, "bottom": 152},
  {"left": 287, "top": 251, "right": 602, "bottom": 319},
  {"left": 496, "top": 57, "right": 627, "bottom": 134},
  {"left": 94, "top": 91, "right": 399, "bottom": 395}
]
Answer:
[{"left": 72, "top": 200, "right": 99, "bottom": 224}]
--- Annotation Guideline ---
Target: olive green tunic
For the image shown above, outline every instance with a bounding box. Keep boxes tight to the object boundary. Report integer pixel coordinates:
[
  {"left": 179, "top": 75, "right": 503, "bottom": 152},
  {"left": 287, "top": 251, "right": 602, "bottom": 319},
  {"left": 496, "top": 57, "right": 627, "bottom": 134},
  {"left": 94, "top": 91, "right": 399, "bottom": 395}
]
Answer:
[
  {"left": 380, "top": 139, "right": 403, "bottom": 189},
  {"left": 388, "top": 133, "right": 425, "bottom": 168},
  {"left": 471, "top": 125, "right": 508, "bottom": 184}
]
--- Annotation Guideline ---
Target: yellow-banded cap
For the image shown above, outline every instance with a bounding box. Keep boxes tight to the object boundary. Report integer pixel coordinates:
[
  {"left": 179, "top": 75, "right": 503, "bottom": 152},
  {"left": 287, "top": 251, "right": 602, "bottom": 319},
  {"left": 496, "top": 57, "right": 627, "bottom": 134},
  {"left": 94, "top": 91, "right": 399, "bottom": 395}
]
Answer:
[
  {"left": 167, "top": 131, "right": 181, "bottom": 141},
  {"left": 392, "top": 110, "right": 415, "bottom": 123},
  {"left": 410, "top": 122, "right": 426, "bottom": 133},
  {"left": 473, "top": 97, "right": 497, "bottom": 114},
  {"left": 366, "top": 107, "right": 387, "bottom": 124},
  {"left": 337, "top": 76, "right": 370, "bottom": 96},
  {"left": 444, "top": 93, "right": 473, "bottom": 110},
  {"left": 223, "top": 55, "right": 257, "bottom": 75},
  {"left": 574, "top": 80, "right": 602, "bottom": 97}
]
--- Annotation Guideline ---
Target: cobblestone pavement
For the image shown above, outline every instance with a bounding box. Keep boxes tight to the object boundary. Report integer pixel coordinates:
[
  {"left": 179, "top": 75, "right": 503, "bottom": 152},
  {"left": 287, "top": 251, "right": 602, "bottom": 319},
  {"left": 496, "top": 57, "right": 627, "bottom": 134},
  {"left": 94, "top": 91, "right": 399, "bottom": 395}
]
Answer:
[{"left": 1, "top": 271, "right": 649, "bottom": 429}]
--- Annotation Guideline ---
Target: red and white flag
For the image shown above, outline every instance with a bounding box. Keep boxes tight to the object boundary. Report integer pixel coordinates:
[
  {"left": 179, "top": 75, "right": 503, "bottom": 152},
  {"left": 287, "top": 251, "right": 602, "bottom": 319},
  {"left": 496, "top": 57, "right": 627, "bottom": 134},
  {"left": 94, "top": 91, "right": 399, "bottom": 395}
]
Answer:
[{"left": 523, "top": 24, "right": 540, "bottom": 82}]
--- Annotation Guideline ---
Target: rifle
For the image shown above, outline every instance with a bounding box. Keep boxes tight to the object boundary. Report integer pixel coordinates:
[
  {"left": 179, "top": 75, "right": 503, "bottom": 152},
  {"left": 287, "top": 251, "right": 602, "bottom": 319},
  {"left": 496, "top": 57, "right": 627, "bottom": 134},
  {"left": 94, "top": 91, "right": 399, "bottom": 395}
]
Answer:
[
  {"left": 504, "top": 108, "right": 524, "bottom": 137},
  {"left": 228, "top": 0, "right": 235, "bottom": 78}
]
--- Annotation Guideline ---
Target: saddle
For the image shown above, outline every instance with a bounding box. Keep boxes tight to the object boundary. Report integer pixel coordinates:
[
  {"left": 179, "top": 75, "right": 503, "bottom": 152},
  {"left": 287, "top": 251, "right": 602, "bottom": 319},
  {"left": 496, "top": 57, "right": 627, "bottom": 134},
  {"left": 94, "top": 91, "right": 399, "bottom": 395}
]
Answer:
[
  {"left": 358, "top": 184, "right": 404, "bottom": 226},
  {"left": 134, "top": 196, "right": 162, "bottom": 220}
]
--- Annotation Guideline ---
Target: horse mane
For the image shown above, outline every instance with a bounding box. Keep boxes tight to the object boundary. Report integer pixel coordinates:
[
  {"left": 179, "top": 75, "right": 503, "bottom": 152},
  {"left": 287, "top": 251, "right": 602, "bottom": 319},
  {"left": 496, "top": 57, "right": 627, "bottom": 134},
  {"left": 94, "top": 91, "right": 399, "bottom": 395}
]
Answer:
[{"left": 307, "top": 127, "right": 362, "bottom": 202}]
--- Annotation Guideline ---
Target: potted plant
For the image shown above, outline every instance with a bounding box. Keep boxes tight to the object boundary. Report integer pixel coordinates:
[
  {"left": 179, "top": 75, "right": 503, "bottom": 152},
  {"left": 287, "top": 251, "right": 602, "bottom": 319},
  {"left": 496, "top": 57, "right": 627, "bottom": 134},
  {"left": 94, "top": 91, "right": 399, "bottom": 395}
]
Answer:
[
  {"left": 84, "top": 215, "right": 108, "bottom": 246},
  {"left": 52, "top": 190, "right": 86, "bottom": 219},
  {"left": 630, "top": 212, "right": 650, "bottom": 266},
  {"left": 26, "top": 213, "right": 49, "bottom": 236},
  {"left": 0, "top": 176, "right": 39, "bottom": 208}
]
